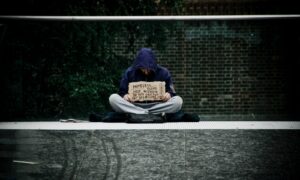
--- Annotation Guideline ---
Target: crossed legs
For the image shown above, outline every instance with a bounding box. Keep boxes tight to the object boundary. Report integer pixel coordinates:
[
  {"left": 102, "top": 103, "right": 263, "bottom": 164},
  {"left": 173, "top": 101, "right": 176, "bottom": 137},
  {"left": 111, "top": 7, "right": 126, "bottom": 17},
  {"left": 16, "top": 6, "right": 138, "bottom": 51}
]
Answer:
[{"left": 109, "top": 94, "right": 183, "bottom": 114}]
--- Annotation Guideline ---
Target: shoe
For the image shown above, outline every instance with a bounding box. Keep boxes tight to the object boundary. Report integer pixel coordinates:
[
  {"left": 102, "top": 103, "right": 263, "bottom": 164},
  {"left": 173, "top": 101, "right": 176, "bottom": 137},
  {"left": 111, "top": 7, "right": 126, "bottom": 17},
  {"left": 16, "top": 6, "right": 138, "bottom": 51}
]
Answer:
[
  {"left": 166, "top": 111, "right": 185, "bottom": 122},
  {"left": 102, "top": 112, "right": 128, "bottom": 122}
]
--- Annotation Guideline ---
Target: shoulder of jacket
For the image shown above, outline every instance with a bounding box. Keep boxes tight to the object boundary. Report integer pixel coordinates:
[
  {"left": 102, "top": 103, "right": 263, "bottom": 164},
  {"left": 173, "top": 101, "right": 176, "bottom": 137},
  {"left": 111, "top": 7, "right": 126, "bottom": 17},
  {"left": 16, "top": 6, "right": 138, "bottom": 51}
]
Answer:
[
  {"left": 124, "top": 66, "right": 135, "bottom": 73},
  {"left": 156, "top": 65, "right": 170, "bottom": 74}
]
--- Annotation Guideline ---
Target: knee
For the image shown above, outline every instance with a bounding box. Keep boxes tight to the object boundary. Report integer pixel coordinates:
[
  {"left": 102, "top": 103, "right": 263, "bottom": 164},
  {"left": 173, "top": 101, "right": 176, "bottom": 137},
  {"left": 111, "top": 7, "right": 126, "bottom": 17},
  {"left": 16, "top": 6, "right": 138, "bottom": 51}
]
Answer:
[
  {"left": 109, "top": 94, "right": 121, "bottom": 105},
  {"left": 172, "top": 96, "right": 183, "bottom": 108}
]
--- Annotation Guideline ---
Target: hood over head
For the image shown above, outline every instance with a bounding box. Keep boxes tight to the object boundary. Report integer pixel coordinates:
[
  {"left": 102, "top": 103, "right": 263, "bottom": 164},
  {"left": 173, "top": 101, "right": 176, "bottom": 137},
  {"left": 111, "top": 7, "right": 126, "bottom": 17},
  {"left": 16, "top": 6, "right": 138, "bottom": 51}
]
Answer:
[{"left": 132, "top": 48, "right": 157, "bottom": 72}]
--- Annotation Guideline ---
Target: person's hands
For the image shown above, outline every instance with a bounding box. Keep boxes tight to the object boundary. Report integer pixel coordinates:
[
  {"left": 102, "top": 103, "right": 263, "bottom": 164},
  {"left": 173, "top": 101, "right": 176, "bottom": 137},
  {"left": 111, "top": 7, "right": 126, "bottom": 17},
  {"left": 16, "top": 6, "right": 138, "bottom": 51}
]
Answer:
[
  {"left": 123, "top": 94, "right": 132, "bottom": 102},
  {"left": 162, "top": 92, "right": 171, "bottom": 102}
]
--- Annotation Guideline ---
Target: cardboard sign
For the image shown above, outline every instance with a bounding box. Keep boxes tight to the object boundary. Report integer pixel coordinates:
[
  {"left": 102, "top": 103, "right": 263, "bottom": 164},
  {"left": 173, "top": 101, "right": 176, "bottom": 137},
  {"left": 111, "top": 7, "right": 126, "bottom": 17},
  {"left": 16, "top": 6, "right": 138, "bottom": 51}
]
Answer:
[{"left": 128, "top": 81, "right": 166, "bottom": 102}]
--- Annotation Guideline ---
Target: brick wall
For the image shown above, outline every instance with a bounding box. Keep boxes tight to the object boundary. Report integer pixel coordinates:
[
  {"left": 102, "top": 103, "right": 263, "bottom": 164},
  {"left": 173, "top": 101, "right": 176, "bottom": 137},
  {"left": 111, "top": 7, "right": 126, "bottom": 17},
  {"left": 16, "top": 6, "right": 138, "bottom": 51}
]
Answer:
[
  {"left": 108, "top": 0, "right": 300, "bottom": 117},
  {"left": 112, "top": 20, "right": 299, "bottom": 117},
  {"left": 181, "top": 0, "right": 298, "bottom": 15}
]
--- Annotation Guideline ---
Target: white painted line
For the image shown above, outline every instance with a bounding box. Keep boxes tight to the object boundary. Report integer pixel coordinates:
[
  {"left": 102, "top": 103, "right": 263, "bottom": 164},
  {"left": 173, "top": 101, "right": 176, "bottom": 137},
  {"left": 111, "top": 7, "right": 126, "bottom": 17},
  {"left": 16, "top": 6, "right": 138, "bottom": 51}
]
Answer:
[
  {"left": 0, "top": 15, "right": 299, "bottom": 21},
  {"left": 0, "top": 121, "right": 300, "bottom": 130},
  {"left": 13, "top": 160, "right": 39, "bottom": 165}
]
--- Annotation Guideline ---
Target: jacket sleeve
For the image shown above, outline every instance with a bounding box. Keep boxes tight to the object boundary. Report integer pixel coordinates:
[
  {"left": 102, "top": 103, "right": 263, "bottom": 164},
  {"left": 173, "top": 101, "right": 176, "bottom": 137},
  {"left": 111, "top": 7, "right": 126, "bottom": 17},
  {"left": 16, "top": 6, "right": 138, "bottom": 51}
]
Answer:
[
  {"left": 118, "top": 70, "right": 129, "bottom": 97},
  {"left": 165, "top": 71, "right": 176, "bottom": 97}
]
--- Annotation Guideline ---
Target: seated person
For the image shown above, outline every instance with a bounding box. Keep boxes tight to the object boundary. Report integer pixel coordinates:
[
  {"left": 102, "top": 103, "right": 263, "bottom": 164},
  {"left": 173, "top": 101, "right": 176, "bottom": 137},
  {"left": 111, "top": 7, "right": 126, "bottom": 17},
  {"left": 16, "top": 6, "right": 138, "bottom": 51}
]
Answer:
[
  {"left": 109, "top": 48, "right": 183, "bottom": 115},
  {"left": 89, "top": 48, "right": 199, "bottom": 122}
]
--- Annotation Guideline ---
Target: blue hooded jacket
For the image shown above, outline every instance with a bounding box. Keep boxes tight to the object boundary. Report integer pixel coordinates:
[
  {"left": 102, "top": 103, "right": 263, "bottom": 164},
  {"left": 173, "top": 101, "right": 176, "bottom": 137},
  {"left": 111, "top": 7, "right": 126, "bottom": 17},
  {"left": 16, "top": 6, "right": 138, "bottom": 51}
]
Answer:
[{"left": 119, "top": 48, "right": 176, "bottom": 98}]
